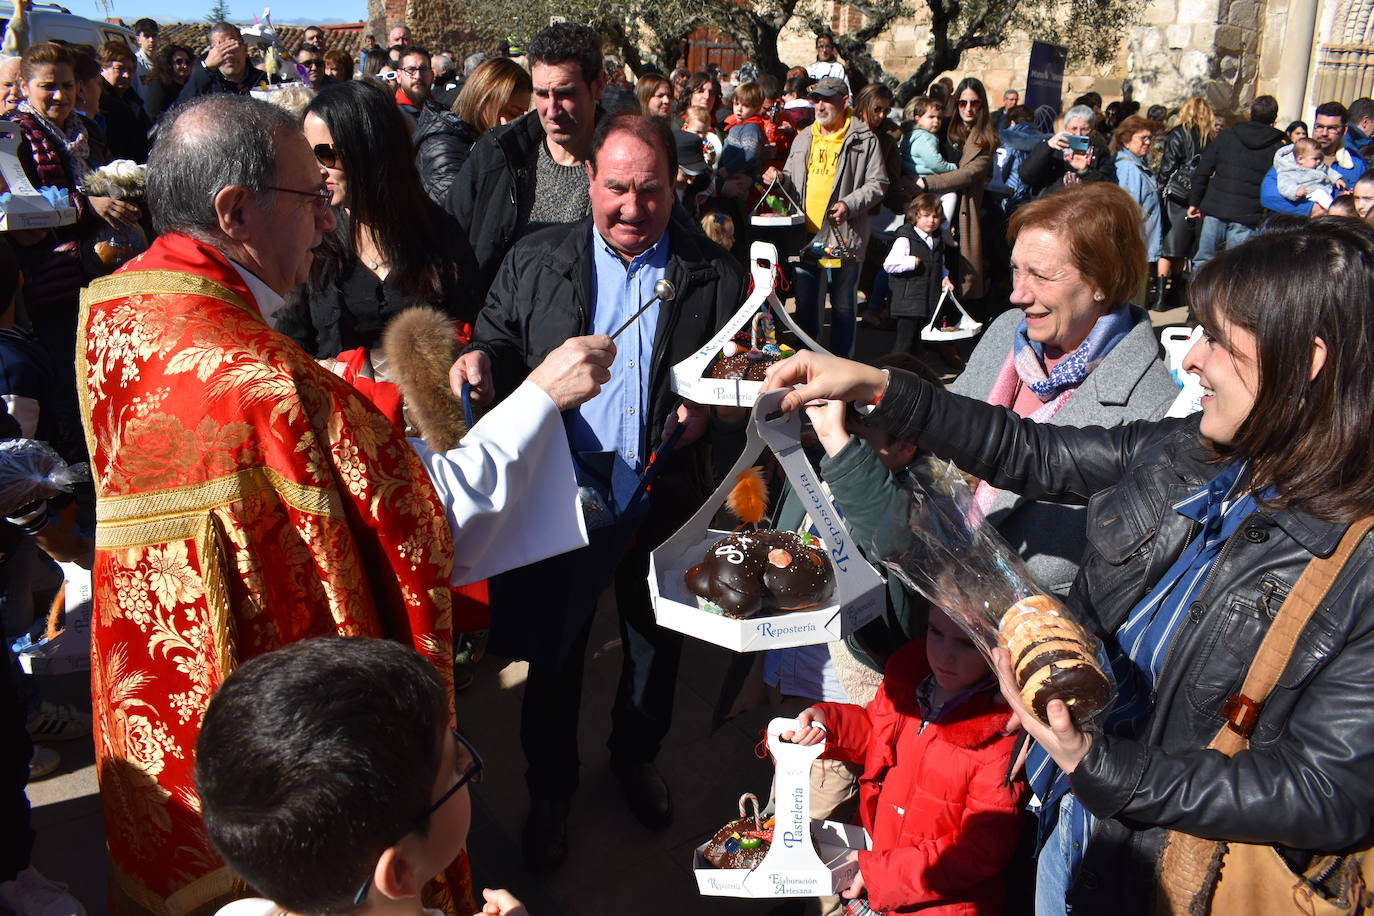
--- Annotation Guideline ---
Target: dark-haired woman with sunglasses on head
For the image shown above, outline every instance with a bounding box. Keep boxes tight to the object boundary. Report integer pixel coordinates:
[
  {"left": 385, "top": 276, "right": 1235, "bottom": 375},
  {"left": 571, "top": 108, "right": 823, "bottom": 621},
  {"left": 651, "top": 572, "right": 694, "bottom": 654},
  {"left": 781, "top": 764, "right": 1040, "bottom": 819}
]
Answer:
[{"left": 275, "top": 79, "right": 479, "bottom": 361}]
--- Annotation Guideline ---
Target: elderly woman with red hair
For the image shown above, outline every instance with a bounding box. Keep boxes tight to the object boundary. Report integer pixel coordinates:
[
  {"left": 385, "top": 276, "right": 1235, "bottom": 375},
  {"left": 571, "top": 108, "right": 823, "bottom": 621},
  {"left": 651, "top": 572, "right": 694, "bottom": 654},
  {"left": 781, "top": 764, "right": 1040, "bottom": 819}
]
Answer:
[{"left": 943, "top": 181, "right": 1177, "bottom": 594}]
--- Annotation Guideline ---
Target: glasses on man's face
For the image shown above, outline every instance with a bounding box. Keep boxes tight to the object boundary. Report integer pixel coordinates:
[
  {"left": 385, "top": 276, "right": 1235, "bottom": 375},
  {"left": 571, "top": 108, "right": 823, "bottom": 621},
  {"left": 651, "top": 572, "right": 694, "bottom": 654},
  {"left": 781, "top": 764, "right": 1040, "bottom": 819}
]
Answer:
[
  {"left": 269, "top": 184, "right": 332, "bottom": 212},
  {"left": 301, "top": 58, "right": 324, "bottom": 69},
  {"left": 399, "top": 65, "right": 431, "bottom": 76},
  {"left": 351, "top": 731, "right": 482, "bottom": 907},
  {"left": 312, "top": 143, "right": 338, "bottom": 169}
]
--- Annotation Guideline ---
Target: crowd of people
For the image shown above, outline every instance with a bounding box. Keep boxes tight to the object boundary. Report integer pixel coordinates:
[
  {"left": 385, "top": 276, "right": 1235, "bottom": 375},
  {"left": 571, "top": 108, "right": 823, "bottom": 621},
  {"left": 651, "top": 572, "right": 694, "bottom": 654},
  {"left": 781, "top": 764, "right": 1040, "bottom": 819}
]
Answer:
[{"left": 3, "top": 6, "right": 1374, "bottom": 916}]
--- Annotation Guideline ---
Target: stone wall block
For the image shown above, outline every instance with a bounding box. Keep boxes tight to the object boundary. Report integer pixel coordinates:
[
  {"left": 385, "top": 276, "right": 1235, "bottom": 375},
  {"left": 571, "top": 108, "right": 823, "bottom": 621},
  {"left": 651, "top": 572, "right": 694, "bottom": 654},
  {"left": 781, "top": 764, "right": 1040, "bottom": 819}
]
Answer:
[
  {"left": 1179, "top": 0, "right": 1222, "bottom": 24},
  {"left": 1227, "top": 0, "right": 1259, "bottom": 28},
  {"left": 1145, "top": 0, "right": 1181, "bottom": 24},
  {"left": 1166, "top": 23, "right": 1193, "bottom": 46}
]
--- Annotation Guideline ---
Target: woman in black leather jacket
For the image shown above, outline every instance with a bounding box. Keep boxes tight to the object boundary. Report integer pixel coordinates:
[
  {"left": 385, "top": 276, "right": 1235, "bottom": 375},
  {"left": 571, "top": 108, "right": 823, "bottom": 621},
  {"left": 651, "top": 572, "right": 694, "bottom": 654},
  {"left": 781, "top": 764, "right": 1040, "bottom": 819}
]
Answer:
[
  {"left": 413, "top": 58, "right": 532, "bottom": 205},
  {"left": 1155, "top": 96, "right": 1215, "bottom": 309},
  {"left": 761, "top": 218, "right": 1374, "bottom": 915}
]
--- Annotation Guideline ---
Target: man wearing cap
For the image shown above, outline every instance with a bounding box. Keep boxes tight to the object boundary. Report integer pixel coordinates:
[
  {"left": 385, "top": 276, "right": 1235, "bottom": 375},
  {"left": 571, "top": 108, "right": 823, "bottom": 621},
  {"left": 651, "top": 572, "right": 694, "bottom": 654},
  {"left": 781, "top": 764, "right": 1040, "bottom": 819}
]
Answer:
[
  {"left": 674, "top": 127, "right": 711, "bottom": 219},
  {"left": 764, "top": 76, "right": 886, "bottom": 359}
]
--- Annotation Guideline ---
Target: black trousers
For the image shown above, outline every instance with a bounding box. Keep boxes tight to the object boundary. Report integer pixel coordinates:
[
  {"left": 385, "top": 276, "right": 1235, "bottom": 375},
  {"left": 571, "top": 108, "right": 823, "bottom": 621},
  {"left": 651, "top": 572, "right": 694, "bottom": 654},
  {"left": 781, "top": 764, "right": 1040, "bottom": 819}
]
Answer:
[
  {"left": 1, "top": 640, "right": 33, "bottom": 880},
  {"left": 490, "top": 521, "right": 684, "bottom": 798}
]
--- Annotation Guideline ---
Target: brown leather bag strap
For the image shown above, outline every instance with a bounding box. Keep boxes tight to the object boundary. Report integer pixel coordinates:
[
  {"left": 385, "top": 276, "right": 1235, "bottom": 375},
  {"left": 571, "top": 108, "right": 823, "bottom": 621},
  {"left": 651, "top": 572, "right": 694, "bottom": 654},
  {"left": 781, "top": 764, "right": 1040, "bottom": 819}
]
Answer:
[
  {"left": 1210, "top": 516, "right": 1374, "bottom": 755},
  {"left": 1156, "top": 515, "right": 1374, "bottom": 914}
]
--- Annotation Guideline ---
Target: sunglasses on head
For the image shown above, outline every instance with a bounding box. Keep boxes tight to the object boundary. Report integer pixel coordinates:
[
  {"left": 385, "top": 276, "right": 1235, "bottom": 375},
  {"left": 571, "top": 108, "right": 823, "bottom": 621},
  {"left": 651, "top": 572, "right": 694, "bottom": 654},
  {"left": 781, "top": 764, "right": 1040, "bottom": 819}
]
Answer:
[{"left": 312, "top": 143, "right": 338, "bottom": 169}]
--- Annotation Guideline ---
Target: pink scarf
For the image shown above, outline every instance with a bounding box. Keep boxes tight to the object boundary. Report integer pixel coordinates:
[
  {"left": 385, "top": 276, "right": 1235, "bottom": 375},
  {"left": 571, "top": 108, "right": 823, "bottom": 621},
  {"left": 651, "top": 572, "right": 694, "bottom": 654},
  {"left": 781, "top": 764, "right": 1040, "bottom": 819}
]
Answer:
[{"left": 973, "top": 350, "right": 1075, "bottom": 514}]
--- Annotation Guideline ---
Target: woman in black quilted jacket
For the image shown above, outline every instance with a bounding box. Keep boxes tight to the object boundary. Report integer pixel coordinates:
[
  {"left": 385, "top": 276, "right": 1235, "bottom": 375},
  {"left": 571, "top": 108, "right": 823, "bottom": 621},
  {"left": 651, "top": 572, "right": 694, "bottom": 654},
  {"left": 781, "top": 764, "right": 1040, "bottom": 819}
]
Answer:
[{"left": 413, "top": 57, "right": 532, "bottom": 205}]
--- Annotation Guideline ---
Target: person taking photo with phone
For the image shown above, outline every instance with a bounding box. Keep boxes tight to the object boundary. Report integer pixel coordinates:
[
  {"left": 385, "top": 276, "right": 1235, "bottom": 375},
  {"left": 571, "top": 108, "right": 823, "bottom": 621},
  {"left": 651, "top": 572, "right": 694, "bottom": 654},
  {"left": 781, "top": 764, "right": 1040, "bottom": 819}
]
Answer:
[{"left": 1019, "top": 103, "right": 1116, "bottom": 199}]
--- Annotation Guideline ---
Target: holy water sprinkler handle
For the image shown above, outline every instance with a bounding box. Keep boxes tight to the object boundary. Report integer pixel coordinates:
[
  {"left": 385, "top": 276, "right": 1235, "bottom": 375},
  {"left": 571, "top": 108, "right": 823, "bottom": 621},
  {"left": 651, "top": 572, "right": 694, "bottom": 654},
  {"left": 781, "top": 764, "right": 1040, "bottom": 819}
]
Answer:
[{"left": 609, "top": 279, "right": 677, "bottom": 340}]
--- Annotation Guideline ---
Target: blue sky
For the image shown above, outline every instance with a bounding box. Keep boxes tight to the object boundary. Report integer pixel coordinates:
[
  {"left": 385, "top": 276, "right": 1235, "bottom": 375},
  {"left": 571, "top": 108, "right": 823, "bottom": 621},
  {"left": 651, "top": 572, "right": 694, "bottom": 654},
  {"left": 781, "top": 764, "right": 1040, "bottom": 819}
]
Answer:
[{"left": 84, "top": 0, "right": 365, "bottom": 27}]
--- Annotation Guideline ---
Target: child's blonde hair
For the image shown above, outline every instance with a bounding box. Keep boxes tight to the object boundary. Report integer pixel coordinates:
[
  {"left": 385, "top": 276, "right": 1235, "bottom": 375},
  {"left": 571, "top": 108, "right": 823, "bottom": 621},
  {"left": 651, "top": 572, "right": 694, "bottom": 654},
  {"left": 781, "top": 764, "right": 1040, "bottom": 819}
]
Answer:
[
  {"left": 683, "top": 105, "right": 712, "bottom": 131},
  {"left": 701, "top": 211, "right": 734, "bottom": 246}
]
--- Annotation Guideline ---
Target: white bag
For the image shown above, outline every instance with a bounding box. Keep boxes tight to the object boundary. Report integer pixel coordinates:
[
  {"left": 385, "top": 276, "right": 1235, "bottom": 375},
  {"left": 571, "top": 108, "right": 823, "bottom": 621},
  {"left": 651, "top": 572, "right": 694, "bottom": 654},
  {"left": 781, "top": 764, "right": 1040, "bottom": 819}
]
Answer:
[{"left": 920, "top": 289, "right": 983, "bottom": 341}]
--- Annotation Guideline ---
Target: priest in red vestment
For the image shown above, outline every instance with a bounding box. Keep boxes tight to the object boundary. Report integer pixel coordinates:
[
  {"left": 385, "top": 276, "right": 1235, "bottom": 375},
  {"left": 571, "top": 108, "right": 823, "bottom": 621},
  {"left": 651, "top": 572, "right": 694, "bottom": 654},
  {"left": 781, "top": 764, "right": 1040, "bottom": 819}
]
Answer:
[{"left": 78, "top": 95, "right": 609, "bottom": 915}]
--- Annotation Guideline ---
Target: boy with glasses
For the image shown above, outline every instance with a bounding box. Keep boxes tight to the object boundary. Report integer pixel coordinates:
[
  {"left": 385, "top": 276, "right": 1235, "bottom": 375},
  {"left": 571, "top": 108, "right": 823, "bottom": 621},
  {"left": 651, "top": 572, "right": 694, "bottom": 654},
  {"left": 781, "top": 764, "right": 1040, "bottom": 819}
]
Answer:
[{"left": 196, "top": 637, "right": 528, "bottom": 916}]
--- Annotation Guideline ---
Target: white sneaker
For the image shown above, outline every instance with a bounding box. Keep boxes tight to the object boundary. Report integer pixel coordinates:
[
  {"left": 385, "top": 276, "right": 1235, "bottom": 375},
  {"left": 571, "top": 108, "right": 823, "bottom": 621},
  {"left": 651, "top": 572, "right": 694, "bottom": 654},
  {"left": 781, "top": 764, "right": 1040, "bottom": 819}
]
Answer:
[
  {"left": 28, "top": 746, "right": 60, "bottom": 781},
  {"left": 25, "top": 702, "right": 90, "bottom": 742},
  {"left": 0, "top": 866, "right": 88, "bottom": 916}
]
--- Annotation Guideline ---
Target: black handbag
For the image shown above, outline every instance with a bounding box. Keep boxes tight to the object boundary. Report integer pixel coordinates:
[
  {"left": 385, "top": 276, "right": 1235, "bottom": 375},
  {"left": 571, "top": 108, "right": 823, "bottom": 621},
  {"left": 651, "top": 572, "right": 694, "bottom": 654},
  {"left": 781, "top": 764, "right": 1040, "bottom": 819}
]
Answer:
[{"left": 1164, "top": 152, "right": 1201, "bottom": 205}]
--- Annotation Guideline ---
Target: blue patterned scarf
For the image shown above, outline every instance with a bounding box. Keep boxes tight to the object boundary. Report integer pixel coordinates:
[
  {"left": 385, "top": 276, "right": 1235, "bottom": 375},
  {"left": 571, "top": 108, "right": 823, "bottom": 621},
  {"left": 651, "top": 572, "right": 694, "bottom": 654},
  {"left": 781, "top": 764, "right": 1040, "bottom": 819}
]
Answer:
[{"left": 1012, "top": 305, "right": 1144, "bottom": 402}]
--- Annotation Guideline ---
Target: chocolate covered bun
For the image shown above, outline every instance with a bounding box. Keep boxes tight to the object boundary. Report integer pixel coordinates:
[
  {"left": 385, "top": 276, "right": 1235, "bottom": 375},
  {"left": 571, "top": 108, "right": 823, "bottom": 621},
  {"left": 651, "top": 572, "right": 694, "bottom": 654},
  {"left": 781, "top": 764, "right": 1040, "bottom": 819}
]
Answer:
[
  {"left": 1019, "top": 658, "right": 1111, "bottom": 722},
  {"left": 685, "top": 530, "right": 834, "bottom": 619},
  {"left": 703, "top": 816, "right": 774, "bottom": 870},
  {"left": 708, "top": 351, "right": 779, "bottom": 381},
  {"left": 997, "top": 594, "right": 1109, "bottom": 726}
]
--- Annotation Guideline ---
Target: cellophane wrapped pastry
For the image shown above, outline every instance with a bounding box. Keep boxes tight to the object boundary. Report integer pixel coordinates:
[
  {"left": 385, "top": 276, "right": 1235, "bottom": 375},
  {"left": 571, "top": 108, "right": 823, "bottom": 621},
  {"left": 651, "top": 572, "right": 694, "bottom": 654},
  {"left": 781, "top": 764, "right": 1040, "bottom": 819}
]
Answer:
[{"left": 872, "top": 457, "right": 1114, "bottom": 728}]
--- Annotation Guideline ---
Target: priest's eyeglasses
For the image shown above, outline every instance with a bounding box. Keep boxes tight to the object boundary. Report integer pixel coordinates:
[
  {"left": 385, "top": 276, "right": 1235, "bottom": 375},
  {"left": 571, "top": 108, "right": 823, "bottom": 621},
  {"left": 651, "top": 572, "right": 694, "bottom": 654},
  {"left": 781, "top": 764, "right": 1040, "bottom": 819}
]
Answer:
[
  {"left": 350, "top": 730, "right": 484, "bottom": 906},
  {"left": 269, "top": 184, "right": 332, "bottom": 212}
]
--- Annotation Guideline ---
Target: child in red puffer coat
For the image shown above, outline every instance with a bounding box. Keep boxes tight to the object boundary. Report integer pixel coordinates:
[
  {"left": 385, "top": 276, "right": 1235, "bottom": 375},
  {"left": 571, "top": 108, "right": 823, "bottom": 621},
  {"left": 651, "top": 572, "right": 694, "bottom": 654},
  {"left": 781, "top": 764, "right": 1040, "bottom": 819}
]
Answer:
[{"left": 783, "top": 607, "right": 1024, "bottom": 915}]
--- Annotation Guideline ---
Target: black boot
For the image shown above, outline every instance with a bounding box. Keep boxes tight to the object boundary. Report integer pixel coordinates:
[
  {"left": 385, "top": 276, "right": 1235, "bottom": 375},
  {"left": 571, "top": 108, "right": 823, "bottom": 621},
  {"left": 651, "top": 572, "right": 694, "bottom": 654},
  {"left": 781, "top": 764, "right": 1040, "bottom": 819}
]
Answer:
[{"left": 1150, "top": 276, "right": 1173, "bottom": 312}]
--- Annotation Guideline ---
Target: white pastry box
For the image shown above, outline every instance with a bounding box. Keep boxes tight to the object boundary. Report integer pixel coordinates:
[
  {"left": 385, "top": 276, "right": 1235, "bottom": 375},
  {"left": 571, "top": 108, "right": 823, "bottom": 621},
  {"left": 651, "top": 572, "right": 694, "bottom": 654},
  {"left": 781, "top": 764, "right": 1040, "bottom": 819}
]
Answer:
[
  {"left": 693, "top": 717, "right": 871, "bottom": 897},
  {"left": 650, "top": 388, "right": 885, "bottom": 652},
  {"left": 670, "top": 241, "right": 826, "bottom": 408},
  {"left": 0, "top": 128, "right": 77, "bottom": 232}
]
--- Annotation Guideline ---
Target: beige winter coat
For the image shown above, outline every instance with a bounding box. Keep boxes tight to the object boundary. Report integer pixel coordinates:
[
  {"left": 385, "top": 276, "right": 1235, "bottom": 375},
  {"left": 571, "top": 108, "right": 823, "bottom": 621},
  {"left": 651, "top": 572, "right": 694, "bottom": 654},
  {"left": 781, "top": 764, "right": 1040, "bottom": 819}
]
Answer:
[
  {"left": 780, "top": 116, "right": 890, "bottom": 262},
  {"left": 915, "top": 133, "right": 993, "bottom": 299}
]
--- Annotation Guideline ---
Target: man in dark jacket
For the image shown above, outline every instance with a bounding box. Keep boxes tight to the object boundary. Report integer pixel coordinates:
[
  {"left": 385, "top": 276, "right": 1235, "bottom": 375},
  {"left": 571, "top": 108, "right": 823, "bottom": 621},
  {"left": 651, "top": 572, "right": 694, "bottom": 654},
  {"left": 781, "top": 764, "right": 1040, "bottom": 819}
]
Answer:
[
  {"left": 1186, "top": 94, "right": 1285, "bottom": 268},
  {"left": 444, "top": 21, "right": 605, "bottom": 299},
  {"left": 175, "top": 22, "right": 267, "bottom": 104},
  {"left": 1019, "top": 103, "right": 1116, "bottom": 198},
  {"left": 452, "top": 113, "right": 744, "bottom": 873},
  {"left": 97, "top": 40, "right": 152, "bottom": 163}
]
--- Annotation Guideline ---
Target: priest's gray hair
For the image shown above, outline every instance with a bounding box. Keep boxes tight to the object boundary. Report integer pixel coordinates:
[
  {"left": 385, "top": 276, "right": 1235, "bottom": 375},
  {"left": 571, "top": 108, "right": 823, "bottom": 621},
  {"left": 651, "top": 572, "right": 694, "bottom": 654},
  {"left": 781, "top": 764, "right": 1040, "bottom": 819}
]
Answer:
[{"left": 146, "top": 95, "right": 298, "bottom": 241}]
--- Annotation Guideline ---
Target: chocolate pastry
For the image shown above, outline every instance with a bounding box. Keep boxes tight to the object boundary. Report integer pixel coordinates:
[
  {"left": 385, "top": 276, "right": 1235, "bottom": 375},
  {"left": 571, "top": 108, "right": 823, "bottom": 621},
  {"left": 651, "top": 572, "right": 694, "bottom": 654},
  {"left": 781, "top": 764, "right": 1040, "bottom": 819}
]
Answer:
[
  {"left": 708, "top": 351, "right": 777, "bottom": 381},
  {"left": 997, "top": 594, "right": 1110, "bottom": 726},
  {"left": 703, "top": 815, "right": 775, "bottom": 870},
  {"left": 1019, "top": 658, "right": 1112, "bottom": 723},
  {"left": 685, "top": 530, "right": 834, "bottom": 618}
]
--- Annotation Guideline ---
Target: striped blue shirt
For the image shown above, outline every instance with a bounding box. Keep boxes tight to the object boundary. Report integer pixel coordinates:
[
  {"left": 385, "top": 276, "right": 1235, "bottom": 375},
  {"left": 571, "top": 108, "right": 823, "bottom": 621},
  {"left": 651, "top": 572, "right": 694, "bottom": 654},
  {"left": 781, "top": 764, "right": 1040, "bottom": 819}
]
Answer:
[{"left": 1027, "top": 461, "right": 1257, "bottom": 885}]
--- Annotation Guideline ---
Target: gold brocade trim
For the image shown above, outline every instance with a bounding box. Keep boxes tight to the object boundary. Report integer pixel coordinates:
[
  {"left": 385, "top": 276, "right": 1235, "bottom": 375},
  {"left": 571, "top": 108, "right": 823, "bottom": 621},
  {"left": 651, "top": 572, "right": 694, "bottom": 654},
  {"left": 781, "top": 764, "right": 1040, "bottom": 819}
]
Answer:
[
  {"left": 75, "top": 285, "right": 97, "bottom": 464},
  {"left": 96, "top": 467, "right": 343, "bottom": 549},
  {"left": 83, "top": 269, "right": 250, "bottom": 314},
  {"left": 108, "top": 859, "right": 244, "bottom": 916},
  {"left": 199, "top": 513, "right": 239, "bottom": 683}
]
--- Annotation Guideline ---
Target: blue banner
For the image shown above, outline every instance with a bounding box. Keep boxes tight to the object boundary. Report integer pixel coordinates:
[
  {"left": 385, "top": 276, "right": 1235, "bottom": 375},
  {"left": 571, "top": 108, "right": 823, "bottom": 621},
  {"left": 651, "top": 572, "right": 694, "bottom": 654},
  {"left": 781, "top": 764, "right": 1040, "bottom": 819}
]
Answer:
[{"left": 1025, "top": 41, "right": 1068, "bottom": 114}]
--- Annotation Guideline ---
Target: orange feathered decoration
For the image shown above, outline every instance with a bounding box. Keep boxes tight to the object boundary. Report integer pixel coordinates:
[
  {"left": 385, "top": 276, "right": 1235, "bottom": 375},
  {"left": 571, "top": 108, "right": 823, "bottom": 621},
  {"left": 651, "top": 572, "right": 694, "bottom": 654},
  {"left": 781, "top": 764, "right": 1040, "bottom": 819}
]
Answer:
[{"left": 727, "top": 466, "right": 769, "bottom": 528}]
